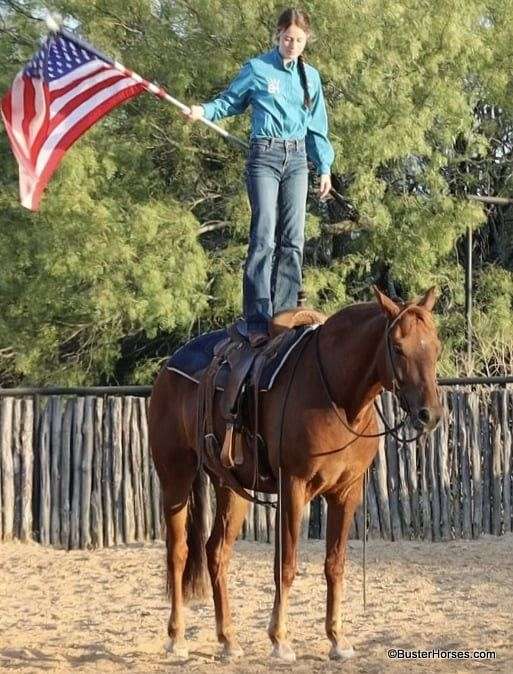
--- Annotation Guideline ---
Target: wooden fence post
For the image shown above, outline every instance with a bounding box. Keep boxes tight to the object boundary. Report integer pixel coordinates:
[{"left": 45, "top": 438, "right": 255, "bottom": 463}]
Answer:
[
  {"left": 0, "top": 398, "right": 14, "bottom": 541},
  {"left": 91, "top": 397, "right": 104, "bottom": 548},
  {"left": 39, "top": 399, "right": 51, "bottom": 546},
  {"left": 19, "top": 397, "right": 34, "bottom": 542},
  {"left": 60, "top": 400, "right": 73, "bottom": 549}
]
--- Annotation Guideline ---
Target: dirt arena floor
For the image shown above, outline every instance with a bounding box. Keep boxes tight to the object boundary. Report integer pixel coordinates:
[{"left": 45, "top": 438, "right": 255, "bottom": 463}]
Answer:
[{"left": 1, "top": 534, "right": 512, "bottom": 673}]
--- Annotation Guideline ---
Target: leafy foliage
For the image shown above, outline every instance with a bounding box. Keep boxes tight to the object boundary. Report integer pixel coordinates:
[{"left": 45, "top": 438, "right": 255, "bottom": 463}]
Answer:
[{"left": 1, "top": 0, "right": 512, "bottom": 383}]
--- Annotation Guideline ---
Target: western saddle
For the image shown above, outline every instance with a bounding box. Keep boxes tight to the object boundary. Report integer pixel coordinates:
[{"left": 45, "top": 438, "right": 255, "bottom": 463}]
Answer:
[{"left": 195, "top": 305, "right": 327, "bottom": 504}]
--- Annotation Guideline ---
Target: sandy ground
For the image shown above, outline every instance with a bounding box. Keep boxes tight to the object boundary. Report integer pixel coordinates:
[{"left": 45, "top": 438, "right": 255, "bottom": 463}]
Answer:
[{"left": 0, "top": 535, "right": 512, "bottom": 673}]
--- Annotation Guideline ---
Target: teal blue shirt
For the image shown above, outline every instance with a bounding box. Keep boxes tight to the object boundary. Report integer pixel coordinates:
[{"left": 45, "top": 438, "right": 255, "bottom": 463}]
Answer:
[{"left": 201, "top": 46, "right": 335, "bottom": 175}]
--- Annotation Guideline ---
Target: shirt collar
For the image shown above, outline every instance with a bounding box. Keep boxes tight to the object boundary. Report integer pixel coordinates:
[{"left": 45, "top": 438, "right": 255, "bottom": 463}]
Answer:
[{"left": 272, "top": 45, "right": 297, "bottom": 71}]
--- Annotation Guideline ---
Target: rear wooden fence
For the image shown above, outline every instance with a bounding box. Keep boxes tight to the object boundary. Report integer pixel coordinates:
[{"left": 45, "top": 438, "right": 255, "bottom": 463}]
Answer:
[{"left": 0, "top": 387, "right": 511, "bottom": 548}]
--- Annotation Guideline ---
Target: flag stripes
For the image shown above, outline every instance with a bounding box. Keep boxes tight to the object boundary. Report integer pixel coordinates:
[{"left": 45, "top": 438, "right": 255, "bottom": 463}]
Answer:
[{"left": 1, "top": 32, "right": 147, "bottom": 210}]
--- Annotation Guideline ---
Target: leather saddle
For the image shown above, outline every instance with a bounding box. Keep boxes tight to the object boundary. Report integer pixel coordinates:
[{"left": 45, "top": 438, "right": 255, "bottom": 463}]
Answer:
[{"left": 195, "top": 308, "right": 327, "bottom": 495}]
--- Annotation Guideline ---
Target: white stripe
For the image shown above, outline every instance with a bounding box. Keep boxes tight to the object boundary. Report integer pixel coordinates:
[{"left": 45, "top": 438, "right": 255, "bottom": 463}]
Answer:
[
  {"left": 49, "top": 67, "right": 125, "bottom": 117},
  {"left": 35, "top": 77, "right": 139, "bottom": 175},
  {"left": 28, "top": 78, "right": 46, "bottom": 145},
  {"left": 10, "top": 72, "right": 30, "bottom": 160},
  {"left": 48, "top": 60, "right": 107, "bottom": 91},
  {"left": 19, "top": 165, "right": 37, "bottom": 210}
]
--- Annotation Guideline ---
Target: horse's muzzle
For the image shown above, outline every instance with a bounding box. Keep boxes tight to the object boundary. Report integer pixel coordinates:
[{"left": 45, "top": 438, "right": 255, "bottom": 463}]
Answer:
[{"left": 412, "top": 406, "right": 442, "bottom": 432}]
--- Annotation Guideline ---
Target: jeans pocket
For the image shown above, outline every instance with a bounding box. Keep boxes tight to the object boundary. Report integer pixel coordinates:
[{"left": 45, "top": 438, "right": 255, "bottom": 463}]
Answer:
[{"left": 249, "top": 141, "right": 271, "bottom": 155}]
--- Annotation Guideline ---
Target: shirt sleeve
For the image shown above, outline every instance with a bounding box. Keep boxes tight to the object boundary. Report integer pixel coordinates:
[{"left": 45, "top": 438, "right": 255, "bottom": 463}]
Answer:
[
  {"left": 305, "top": 73, "right": 335, "bottom": 175},
  {"left": 201, "top": 61, "right": 253, "bottom": 122}
]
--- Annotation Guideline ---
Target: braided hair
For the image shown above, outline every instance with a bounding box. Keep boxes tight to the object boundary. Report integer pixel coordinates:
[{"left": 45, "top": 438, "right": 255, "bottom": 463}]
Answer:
[
  {"left": 297, "top": 54, "right": 312, "bottom": 110},
  {"left": 276, "top": 7, "right": 313, "bottom": 110}
]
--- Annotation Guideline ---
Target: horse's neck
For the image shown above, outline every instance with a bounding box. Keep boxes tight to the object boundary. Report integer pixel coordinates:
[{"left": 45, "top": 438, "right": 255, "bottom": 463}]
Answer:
[{"left": 318, "top": 304, "right": 385, "bottom": 422}]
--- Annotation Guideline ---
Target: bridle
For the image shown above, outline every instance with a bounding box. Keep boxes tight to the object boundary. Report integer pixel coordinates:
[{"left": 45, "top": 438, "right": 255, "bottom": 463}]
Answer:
[{"left": 314, "top": 304, "right": 428, "bottom": 443}]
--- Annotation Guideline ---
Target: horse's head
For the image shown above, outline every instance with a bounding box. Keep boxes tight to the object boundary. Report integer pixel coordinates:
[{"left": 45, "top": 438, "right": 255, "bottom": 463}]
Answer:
[{"left": 373, "top": 286, "right": 443, "bottom": 432}]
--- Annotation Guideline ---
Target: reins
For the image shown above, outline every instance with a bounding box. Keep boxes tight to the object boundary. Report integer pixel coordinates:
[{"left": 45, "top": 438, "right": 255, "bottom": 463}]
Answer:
[{"left": 314, "top": 306, "right": 427, "bottom": 444}]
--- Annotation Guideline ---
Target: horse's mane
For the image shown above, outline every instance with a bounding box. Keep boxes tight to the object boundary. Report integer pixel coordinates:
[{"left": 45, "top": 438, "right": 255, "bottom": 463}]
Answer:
[{"left": 326, "top": 299, "right": 436, "bottom": 332}]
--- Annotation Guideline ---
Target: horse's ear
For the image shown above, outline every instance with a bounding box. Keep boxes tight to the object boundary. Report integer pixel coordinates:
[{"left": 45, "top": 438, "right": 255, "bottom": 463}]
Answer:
[
  {"left": 372, "top": 285, "right": 400, "bottom": 319},
  {"left": 417, "top": 286, "right": 437, "bottom": 312}
]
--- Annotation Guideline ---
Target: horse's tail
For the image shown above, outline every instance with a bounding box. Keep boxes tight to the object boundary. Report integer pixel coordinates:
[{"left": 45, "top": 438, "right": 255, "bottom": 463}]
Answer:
[{"left": 182, "top": 466, "right": 210, "bottom": 601}]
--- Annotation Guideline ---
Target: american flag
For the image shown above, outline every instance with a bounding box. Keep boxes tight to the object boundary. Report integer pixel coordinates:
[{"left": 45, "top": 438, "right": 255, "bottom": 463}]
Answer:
[{"left": 1, "top": 30, "right": 159, "bottom": 210}]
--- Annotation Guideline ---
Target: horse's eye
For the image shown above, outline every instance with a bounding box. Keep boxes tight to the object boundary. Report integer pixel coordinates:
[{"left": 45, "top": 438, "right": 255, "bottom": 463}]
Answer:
[{"left": 392, "top": 343, "right": 403, "bottom": 356}]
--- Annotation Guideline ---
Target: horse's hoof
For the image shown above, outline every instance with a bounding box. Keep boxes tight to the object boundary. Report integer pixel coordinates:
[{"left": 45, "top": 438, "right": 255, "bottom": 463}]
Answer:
[
  {"left": 221, "top": 642, "right": 244, "bottom": 660},
  {"left": 329, "top": 642, "right": 355, "bottom": 660},
  {"left": 271, "top": 641, "right": 296, "bottom": 662},
  {"left": 165, "top": 637, "right": 189, "bottom": 659}
]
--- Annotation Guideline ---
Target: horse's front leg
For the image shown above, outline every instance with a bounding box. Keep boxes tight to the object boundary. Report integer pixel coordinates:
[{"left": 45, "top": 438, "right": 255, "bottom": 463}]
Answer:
[
  {"left": 268, "top": 476, "right": 305, "bottom": 662},
  {"left": 324, "top": 480, "right": 362, "bottom": 661}
]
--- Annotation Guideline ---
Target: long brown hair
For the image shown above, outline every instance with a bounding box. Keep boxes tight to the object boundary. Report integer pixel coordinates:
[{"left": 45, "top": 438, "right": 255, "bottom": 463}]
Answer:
[{"left": 276, "top": 8, "right": 313, "bottom": 110}]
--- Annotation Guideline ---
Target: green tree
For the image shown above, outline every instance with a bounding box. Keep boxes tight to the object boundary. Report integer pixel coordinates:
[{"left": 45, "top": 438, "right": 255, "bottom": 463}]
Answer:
[{"left": 1, "top": 0, "right": 512, "bottom": 383}]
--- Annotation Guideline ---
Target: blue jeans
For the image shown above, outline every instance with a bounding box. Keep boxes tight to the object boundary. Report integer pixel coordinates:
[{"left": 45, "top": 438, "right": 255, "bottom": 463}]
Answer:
[{"left": 243, "top": 137, "right": 308, "bottom": 332}]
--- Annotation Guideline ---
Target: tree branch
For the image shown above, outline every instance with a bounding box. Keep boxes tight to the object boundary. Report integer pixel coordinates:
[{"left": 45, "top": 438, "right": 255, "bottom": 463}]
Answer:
[
  {"left": 467, "top": 194, "right": 513, "bottom": 205},
  {"left": 198, "top": 220, "right": 230, "bottom": 234},
  {"left": 3, "top": 1, "right": 44, "bottom": 23}
]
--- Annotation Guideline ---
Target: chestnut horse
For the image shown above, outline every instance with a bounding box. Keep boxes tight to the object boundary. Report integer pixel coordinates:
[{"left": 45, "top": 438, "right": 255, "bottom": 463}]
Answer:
[{"left": 148, "top": 287, "right": 443, "bottom": 661}]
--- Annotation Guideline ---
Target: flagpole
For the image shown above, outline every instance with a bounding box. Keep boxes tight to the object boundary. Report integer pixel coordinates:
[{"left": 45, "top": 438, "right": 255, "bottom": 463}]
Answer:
[{"left": 46, "top": 17, "right": 248, "bottom": 151}]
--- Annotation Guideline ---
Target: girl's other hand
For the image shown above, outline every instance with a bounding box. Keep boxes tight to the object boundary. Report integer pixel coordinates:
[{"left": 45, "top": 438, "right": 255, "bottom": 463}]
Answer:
[{"left": 319, "top": 174, "right": 332, "bottom": 200}]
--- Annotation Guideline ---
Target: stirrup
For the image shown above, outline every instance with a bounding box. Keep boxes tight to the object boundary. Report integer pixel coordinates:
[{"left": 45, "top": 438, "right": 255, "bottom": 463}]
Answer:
[{"left": 220, "top": 423, "right": 235, "bottom": 468}]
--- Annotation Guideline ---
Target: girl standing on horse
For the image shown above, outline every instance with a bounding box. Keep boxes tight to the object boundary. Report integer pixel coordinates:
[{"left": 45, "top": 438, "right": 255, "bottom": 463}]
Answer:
[{"left": 185, "top": 7, "right": 334, "bottom": 346}]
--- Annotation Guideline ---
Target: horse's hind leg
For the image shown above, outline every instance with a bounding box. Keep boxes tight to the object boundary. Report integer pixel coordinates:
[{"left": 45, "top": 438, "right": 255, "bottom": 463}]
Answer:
[
  {"left": 161, "top": 460, "right": 195, "bottom": 659},
  {"left": 206, "top": 484, "right": 249, "bottom": 659},
  {"left": 150, "top": 368, "right": 209, "bottom": 658}
]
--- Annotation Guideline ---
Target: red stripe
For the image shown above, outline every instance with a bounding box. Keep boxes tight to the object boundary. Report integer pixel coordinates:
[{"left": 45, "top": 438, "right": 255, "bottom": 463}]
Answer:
[
  {"left": 1, "top": 90, "right": 12, "bottom": 125},
  {"left": 1, "top": 109, "right": 34, "bottom": 177},
  {"left": 28, "top": 83, "right": 50, "bottom": 167},
  {"left": 30, "top": 73, "right": 129, "bottom": 159},
  {"left": 29, "top": 83, "right": 145, "bottom": 210},
  {"left": 21, "top": 76, "right": 36, "bottom": 141},
  {"left": 49, "top": 64, "right": 108, "bottom": 99},
  {"left": 1, "top": 88, "right": 33, "bottom": 169}
]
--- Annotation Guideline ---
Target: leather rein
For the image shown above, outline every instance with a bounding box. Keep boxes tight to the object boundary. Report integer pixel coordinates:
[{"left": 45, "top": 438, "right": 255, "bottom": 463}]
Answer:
[{"left": 314, "top": 305, "right": 427, "bottom": 444}]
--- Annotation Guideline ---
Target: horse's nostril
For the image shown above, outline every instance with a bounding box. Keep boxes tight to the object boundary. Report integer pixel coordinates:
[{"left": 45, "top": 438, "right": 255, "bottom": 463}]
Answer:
[{"left": 418, "top": 407, "right": 431, "bottom": 425}]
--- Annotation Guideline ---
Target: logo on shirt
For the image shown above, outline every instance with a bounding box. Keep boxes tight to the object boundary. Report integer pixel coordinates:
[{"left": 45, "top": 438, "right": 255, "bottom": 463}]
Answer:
[{"left": 267, "top": 77, "right": 280, "bottom": 95}]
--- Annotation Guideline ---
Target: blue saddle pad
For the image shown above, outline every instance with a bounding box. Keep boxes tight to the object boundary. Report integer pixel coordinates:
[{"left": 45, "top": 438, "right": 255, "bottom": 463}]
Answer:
[{"left": 166, "top": 322, "right": 319, "bottom": 392}]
